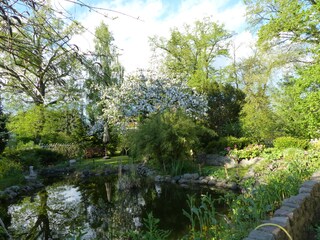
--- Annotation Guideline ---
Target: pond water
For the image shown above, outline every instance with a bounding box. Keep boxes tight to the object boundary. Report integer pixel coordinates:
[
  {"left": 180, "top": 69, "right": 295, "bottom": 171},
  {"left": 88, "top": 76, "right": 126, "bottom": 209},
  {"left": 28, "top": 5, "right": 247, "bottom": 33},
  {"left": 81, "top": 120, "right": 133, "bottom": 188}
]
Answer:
[{"left": 5, "top": 175, "right": 229, "bottom": 239}]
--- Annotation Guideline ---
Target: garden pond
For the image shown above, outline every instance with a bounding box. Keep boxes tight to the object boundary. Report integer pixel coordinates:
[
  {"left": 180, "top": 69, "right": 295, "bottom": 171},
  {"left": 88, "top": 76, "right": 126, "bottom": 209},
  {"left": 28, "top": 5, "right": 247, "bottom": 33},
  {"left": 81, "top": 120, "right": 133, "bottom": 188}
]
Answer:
[{"left": 3, "top": 174, "right": 230, "bottom": 239}]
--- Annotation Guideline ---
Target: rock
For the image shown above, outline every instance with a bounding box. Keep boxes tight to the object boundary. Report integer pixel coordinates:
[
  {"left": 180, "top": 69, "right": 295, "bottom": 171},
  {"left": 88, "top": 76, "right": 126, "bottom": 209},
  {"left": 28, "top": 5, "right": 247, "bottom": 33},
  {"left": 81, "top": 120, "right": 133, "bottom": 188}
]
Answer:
[
  {"left": 190, "top": 179, "right": 201, "bottom": 184},
  {"left": 208, "top": 179, "right": 217, "bottom": 186},
  {"left": 9, "top": 185, "right": 20, "bottom": 192},
  {"left": 172, "top": 176, "right": 181, "bottom": 183},
  {"left": 227, "top": 182, "right": 239, "bottom": 190},
  {"left": 224, "top": 160, "right": 237, "bottom": 168},
  {"left": 216, "top": 181, "right": 227, "bottom": 188},
  {"left": 200, "top": 178, "right": 209, "bottom": 184},
  {"left": 69, "top": 159, "right": 77, "bottom": 166},
  {"left": 205, "top": 154, "right": 233, "bottom": 166},
  {"left": 239, "top": 157, "right": 262, "bottom": 167},
  {"left": 183, "top": 173, "right": 199, "bottom": 180},
  {"left": 164, "top": 176, "right": 172, "bottom": 182},
  {"left": 178, "top": 178, "right": 189, "bottom": 184},
  {"left": 154, "top": 175, "right": 163, "bottom": 182}
]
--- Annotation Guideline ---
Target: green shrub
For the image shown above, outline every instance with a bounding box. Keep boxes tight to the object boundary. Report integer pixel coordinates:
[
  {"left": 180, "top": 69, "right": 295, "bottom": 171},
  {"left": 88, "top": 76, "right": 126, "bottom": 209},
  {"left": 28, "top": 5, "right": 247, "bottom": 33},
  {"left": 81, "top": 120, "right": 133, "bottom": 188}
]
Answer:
[
  {"left": 130, "top": 110, "right": 202, "bottom": 173},
  {"left": 43, "top": 143, "right": 84, "bottom": 159},
  {"left": 128, "top": 213, "right": 171, "bottom": 240},
  {"left": 261, "top": 148, "right": 283, "bottom": 161},
  {"left": 282, "top": 148, "right": 305, "bottom": 162},
  {"left": 0, "top": 157, "right": 23, "bottom": 178},
  {"left": 182, "top": 194, "right": 217, "bottom": 239},
  {"left": 228, "top": 144, "right": 265, "bottom": 160},
  {"left": 206, "top": 136, "right": 252, "bottom": 154},
  {"left": 3, "top": 148, "right": 65, "bottom": 169},
  {"left": 273, "top": 136, "right": 309, "bottom": 150},
  {"left": 169, "top": 160, "right": 197, "bottom": 176}
]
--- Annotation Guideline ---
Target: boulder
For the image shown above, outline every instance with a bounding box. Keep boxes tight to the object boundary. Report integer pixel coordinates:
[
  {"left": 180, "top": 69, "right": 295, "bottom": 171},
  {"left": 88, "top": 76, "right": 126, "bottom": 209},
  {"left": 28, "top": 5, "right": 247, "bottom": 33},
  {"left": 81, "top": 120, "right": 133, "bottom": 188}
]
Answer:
[{"left": 182, "top": 173, "right": 199, "bottom": 180}]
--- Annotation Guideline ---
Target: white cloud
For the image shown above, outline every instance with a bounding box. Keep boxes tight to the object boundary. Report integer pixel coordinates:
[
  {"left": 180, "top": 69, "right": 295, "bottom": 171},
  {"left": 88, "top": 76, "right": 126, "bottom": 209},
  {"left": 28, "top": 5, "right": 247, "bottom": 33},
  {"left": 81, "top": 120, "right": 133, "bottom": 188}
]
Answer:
[{"left": 70, "top": 0, "right": 255, "bottom": 73}]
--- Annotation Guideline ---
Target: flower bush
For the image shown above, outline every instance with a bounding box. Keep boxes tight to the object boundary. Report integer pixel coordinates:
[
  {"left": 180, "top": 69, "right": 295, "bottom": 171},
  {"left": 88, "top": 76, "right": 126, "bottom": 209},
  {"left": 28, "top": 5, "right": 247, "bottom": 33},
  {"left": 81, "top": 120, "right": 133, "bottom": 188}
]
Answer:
[{"left": 228, "top": 144, "right": 265, "bottom": 160}]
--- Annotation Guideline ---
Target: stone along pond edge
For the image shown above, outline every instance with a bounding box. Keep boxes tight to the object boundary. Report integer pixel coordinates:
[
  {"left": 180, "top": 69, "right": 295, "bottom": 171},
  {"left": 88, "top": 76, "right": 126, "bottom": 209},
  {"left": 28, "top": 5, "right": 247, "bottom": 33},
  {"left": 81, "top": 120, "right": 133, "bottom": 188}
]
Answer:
[{"left": 243, "top": 170, "right": 320, "bottom": 240}]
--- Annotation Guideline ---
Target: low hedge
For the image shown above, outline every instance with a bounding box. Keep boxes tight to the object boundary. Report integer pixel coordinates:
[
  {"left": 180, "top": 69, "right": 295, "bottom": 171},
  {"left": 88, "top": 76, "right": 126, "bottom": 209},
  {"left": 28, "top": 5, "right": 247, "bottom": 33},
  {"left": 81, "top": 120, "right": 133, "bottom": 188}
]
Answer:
[
  {"left": 273, "top": 136, "right": 309, "bottom": 150},
  {"left": 3, "top": 148, "right": 65, "bottom": 169}
]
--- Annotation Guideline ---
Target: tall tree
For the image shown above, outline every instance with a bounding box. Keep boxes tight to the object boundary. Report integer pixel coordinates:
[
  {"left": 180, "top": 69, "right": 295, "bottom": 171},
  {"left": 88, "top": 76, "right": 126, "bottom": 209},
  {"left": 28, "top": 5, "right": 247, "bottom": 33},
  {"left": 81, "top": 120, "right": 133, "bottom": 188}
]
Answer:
[
  {"left": 274, "top": 62, "right": 320, "bottom": 138},
  {"left": 245, "top": 0, "right": 320, "bottom": 51},
  {"left": 0, "top": 4, "right": 82, "bottom": 106},
  {"left": 204, "top": 81, "right": 245, "bottom": 137},
  {"left": 85, "top": 22, "right": 123, "bottom": 126},
  {"left": 245, "top": 0, "right": 320, "bottom": 138},
  {"left": 238, "top": 52, "right": 279, "bottom": 142},
  {"left": 150, "top": 17, "right": 232, "bottom": 90},
  {"left": 84, "top": 22, "right": 124, "bottom": 156}
]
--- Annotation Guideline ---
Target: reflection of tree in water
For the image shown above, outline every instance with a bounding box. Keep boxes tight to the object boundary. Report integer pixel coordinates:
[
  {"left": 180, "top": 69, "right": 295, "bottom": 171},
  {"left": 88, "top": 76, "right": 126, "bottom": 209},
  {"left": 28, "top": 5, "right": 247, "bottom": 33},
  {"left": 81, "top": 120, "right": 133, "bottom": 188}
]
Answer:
[
  {"left": 77, "top": 176, "right": 148, "bottom": 239},
  {"left": 8, "top": 176, "right": 153, "bottom": 239},
  {"left": 25, "top": 190, "right": 51, "bottom": 239},
  {"left": 8, "top": 184, "right": 89, "bottom": 239}
]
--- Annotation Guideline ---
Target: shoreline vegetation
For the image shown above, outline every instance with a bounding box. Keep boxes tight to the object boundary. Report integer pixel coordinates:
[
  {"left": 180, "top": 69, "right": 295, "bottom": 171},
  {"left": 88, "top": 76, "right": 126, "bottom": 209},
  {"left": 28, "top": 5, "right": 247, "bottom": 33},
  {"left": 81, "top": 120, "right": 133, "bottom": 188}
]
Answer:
[{"left": 1, "top": 142, "right": 320, "bottom": 239}]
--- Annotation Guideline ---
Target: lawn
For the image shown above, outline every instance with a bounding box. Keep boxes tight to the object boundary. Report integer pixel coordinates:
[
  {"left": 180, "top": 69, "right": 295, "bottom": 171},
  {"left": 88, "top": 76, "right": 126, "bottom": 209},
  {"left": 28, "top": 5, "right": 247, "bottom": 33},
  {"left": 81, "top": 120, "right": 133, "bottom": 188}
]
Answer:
[{"left": 57, "top": 155, "right": 132, "bottom": 171}]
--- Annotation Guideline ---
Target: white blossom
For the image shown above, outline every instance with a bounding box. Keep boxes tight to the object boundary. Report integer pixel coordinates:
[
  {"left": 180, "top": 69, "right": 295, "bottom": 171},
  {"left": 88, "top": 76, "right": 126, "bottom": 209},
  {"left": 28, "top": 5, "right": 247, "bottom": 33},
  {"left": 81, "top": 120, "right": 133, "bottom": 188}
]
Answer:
[{"left": 100, "top": 70, "right": 208, "bottom": 124}]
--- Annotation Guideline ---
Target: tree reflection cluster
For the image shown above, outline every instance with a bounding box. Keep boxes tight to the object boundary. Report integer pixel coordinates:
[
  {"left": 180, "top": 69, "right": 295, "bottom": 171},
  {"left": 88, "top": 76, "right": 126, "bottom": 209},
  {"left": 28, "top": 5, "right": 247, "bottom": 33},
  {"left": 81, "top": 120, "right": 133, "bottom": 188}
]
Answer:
[
  {"left": 7, "top": 175, "right": 156, "bottom": 239},
  {"left": 6, "top": 175, "right": 219, "bottom": 239}
]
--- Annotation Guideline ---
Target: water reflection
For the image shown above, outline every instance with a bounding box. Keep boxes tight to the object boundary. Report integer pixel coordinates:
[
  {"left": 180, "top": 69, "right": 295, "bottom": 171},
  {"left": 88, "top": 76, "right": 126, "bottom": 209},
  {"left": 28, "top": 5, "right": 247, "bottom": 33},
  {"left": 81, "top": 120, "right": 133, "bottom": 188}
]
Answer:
[{"left": 7, "top": 176, "right": 226, "bottom": 239}]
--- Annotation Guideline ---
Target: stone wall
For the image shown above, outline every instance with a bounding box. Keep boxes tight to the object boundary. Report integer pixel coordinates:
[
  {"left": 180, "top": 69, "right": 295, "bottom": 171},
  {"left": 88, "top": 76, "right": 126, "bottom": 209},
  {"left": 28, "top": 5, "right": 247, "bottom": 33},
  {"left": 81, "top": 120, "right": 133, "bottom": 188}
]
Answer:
[{"left": 244, "top": 171, "right": 320, "bottom": 240}]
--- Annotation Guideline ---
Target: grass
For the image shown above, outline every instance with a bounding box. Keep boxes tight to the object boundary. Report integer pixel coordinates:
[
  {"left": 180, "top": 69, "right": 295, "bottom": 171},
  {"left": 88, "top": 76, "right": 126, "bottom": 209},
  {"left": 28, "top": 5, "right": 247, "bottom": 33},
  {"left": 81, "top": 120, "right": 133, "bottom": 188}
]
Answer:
[
  {"left": 54, "top": 155, "right": 132, "bottom": 172},
  {"left": 201, "top": 165, "right": 250, "bottom": 181}
]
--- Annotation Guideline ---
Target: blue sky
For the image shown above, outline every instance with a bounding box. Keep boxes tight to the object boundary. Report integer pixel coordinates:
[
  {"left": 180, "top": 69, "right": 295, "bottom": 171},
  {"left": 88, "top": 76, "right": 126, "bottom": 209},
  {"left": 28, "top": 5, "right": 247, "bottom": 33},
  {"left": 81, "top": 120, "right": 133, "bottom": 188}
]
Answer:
[{"left": 53, "top": 0, "right": 255, "bottom": 73}]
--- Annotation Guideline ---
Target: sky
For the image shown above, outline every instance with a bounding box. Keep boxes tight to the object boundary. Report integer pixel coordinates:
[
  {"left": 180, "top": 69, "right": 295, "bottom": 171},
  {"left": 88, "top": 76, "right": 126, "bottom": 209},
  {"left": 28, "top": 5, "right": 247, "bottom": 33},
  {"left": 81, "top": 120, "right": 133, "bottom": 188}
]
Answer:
[{"left": 52, "top": 0, "right": 256, "bottom": 73}]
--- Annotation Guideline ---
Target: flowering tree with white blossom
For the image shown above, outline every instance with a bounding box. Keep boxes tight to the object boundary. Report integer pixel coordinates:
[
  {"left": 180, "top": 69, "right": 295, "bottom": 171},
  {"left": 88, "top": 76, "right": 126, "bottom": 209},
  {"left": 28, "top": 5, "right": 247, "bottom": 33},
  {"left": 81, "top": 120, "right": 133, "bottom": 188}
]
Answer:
[{"left": 101, "top": 70, "right": 208, "bottom": 126}]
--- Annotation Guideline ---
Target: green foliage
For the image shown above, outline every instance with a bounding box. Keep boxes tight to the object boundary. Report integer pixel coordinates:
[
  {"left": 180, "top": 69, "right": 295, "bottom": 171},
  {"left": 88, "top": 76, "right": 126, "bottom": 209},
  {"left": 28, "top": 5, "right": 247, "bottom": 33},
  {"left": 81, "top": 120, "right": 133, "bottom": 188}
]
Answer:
[
  {"left": 3, "top": 148, "right": 65, "bottom": 169},
  {"left": 129, "top": 213, "right": 171, "bottom": 240},
  {"left": 275, "top": 64, "right": 320, "bottom": 139},
  {"left": 0, "top": 103, "right": 9, "bottom": 154},
  {"left": 204, "top": 81, "right": 245, "bottom": 137},
  {"left": 43, "top": 143, "right": 84, "bottom": 160},
  {"left": 237, "top": 52, "right": 280, "bottom": 144},
  {"left": 260, "top": 148, "right": 283, "bottom": 161},
  {"left": 228, "top": 144, "right": 265, "bottom": 160},
  {"left": 282, "top": 148, "right": 306, "bottom": 162},
  {"left": 310, "top": 139, "right": 320, "bottom": 151},
  {"left": 85, "top": 22, "right": 123, "bottom": 138},
  {"left": 150, "top": 17, "right": 232, "bottom": 90},
  {"left": 169, "top": 160, "right": 197, "bottom": 176},
  {"left": 218, "top": 148, "right": 319, "bottom": 239},
  {"left": 0, "top": 157, "right": 23, "bottom": 179},
  {"left": 182, "top": 194, "right": 217, "bottom": 239},
  {"left": 315, "top": 225, "right": 320, "bottom": 240},
  {"left": 245, "top": 0, "right": 320, "bottom": 50},
  {"left": 206, "top": 136, "right": 251, "bottom": 153},
  {"left": 7, "top": 105, "right": 87, "bottom": 144},
  {"left": 273, "top": 136, "right": 309, "bottom": 150},
  {"left": 130, "top": 110, "right": 208, "bottom": 173},
  {"left": 0, "top": 4, "right": 83, "bottom": 107},
  {"left": 245, "top": 0, "right": 320, "bottom": 139}
]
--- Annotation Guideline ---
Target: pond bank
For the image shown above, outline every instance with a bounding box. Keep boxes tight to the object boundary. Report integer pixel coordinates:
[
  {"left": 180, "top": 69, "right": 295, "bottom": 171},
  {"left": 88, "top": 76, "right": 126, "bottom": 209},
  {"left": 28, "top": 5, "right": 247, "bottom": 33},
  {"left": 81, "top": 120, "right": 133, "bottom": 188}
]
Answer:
[
  {"left": 0, "top": 181, "right": 44, "bottom": 203},
  {"left": 40, "top": 163, "right": 240, "bottom": 191},
  {"left": 244, "top": 171, "right": 320, "bottom": 240}
]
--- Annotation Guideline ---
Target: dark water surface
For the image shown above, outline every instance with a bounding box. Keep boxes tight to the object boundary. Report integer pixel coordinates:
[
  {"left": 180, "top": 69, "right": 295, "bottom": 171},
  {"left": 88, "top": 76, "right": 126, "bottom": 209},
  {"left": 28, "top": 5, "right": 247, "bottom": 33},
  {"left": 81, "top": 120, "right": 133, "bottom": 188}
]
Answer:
[{"left": 5, "top": 175, "right": 229, "bottom": 239}]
